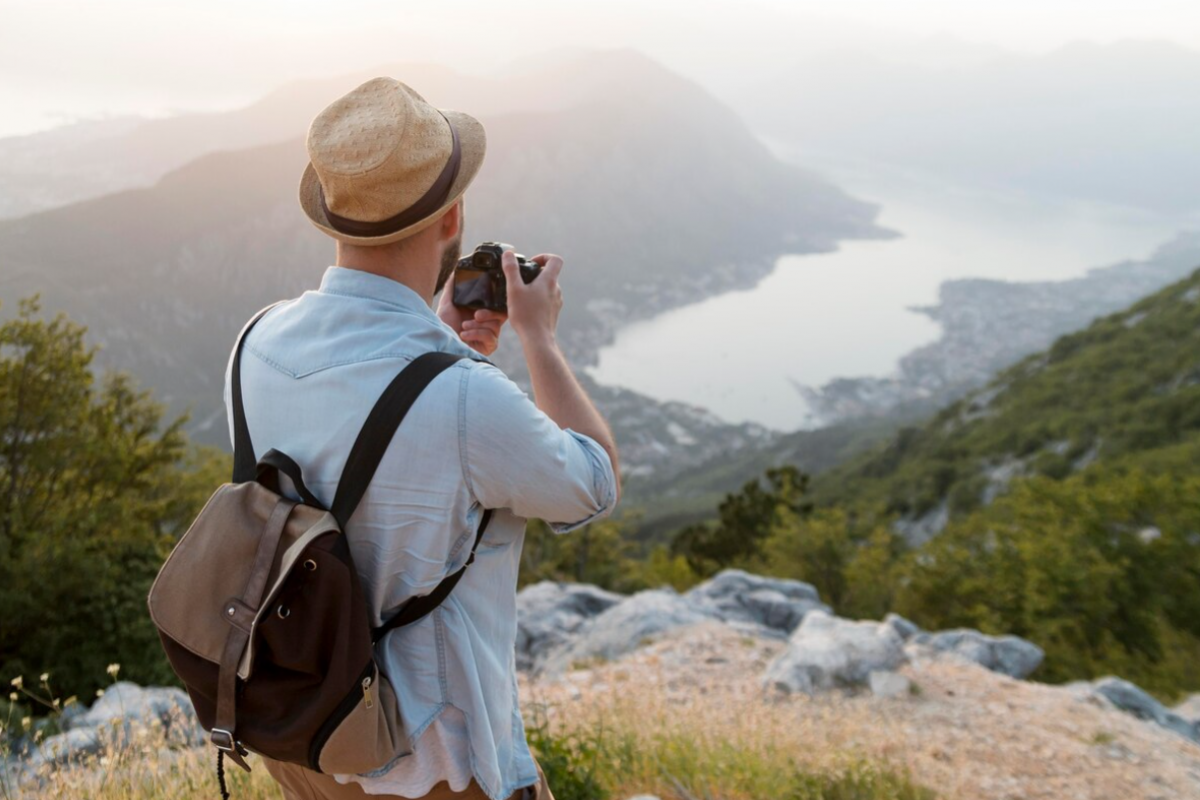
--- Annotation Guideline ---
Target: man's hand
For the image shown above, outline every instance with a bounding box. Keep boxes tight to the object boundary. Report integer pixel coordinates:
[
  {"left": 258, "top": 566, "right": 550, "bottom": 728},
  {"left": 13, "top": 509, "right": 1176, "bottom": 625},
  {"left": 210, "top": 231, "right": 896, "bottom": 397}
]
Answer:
[
  {"left": 501, "top": 251, "right": 563, "bottom": 346},
  {"left": 436, "top": 282, "right": 508, "bottom": 357}
]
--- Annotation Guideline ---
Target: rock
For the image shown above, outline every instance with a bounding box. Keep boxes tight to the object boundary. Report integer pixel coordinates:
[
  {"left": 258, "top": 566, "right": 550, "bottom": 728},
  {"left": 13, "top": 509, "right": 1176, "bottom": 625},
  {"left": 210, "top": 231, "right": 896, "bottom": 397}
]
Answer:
[
  {"left": 541, "top": 589, "right": 718, "bottom": 674},
  {"left": 881, "top": 612, "right": 922, "bottom": 641},
  {"left": 516, "top": 582, "right": 624, "bottom": 672},
  {"left": 909, "top": 629, "right": 1043, "bottom": 679},
  {"left": 1081, "top": 677, "right": 1200, "bottom": 744},
  {"left": 869, "top": 670, "right": 912, "bottom": 699},
  {"left": 70, "top": 682, "right": 202, "bottom": 745},
  {"left": 685, "top": 569, "right": 829, "bottom": 636},
  {"left": 763, "top": 610, "right": 907, "bottom": 695},
  {"left": 18, "top": 682, "right": 203, "bottom": 771},
  {"left": 25, "top": 727, "right": 101, "bottom": 768}
]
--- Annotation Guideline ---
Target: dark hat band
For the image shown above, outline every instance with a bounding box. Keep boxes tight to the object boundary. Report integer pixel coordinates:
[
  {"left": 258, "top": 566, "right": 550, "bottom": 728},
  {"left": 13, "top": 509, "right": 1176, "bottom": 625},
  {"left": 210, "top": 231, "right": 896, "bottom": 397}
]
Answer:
[{"left": 319, "top": 112, "right": 462, "bottom": 239}]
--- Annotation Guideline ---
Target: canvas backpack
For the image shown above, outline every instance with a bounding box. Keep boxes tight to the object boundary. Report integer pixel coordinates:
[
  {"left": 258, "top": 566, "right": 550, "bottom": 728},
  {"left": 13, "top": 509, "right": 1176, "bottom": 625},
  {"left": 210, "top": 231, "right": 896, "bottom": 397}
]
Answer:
[{"left": 147, "top": 305, "right": 491, "bottom": 797}]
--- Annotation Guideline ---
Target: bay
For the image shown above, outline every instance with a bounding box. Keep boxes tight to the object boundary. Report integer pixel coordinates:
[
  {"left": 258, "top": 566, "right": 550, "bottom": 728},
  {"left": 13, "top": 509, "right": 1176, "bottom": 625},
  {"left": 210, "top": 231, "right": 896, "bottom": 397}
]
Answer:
[{"left": 588, "top": 152, "right": 1188, "bottom": 432}]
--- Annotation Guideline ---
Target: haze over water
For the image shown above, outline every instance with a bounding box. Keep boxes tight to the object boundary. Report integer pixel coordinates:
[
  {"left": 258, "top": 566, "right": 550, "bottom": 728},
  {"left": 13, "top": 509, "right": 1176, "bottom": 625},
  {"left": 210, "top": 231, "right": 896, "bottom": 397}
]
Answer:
[{"left": 589, "top": 150, "right": 1193, "bottom": 432}]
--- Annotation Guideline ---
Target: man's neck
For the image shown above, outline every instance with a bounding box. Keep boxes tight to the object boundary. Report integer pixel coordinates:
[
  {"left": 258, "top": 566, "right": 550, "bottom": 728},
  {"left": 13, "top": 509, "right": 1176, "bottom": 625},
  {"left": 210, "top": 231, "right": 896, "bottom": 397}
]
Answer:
[{"left": 335, "top": 243, "right": 437, "bottom": 307}]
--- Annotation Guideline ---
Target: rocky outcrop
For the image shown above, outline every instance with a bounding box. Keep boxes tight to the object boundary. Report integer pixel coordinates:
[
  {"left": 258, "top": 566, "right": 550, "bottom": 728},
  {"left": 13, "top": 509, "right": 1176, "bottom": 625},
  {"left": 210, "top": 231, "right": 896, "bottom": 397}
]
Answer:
[
  {"left": 518, "top": 570, "right": 831, "bottom": 674},
  {"left": 683, "top": 569, "right": 829, "bottom": 636},
  {"left": 538, "top": 589, "right": 719, "bottom": 674},
  {"left": 1071, "top": 677, "right": 1200, "bottom": 744},
  {"left": 515, "top": 582, "right": 624, "bottom": 672},
  {"left": 519, "top": 572, "right": 1047, "bottom": 687},
  {"left": 763, "top": 610, "right": 907, "bottom": 695},
  {"left": 908, "top": 628, "right": 1044, "bottom": 679}
]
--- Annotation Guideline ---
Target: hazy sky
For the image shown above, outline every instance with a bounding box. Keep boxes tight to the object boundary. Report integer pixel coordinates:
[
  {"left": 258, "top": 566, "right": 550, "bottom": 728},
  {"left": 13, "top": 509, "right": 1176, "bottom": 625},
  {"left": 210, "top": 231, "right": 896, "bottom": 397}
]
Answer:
[{"left": 4, "top": 0, "right": 1200, "bottom": 137}]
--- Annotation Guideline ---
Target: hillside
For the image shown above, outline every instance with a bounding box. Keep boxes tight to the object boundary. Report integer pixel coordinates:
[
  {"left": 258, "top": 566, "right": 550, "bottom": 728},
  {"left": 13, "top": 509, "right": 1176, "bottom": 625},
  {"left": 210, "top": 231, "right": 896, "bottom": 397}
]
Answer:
[
  {"left": 811, "top": 266, "right": 1200, "bottom": 542},
  {"left": 0, "top": 50, "right": 888, "bottom": 482},
  {"left": 616, "top": 230, "right": 1200, "bottom": 536}
]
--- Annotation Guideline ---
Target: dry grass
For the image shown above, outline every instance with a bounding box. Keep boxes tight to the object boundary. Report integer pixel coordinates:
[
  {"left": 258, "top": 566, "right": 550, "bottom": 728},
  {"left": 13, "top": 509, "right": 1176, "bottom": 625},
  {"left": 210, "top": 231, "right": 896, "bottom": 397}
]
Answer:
[
  {"left": 523, "top": 622, "right": 1200, "bottom": 800},
  {"left": 2, "top": 746, "right": 281, "bottom": 800},
  {"left": 524, "top": 664, "right": 933, "bottom": 800}
]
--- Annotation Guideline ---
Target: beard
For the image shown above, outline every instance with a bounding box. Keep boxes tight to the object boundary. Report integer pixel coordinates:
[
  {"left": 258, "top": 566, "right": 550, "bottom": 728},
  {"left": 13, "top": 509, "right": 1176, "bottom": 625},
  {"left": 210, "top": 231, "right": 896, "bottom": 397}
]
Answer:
[{"left": 433, "top": 229, "right": 462, "bottom": 297}]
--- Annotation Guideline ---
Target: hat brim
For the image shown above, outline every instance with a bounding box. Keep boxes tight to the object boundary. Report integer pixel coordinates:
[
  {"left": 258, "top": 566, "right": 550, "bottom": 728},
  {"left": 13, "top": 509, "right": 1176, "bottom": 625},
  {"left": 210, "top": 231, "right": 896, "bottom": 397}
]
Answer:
[{"left": 298, "top": 108, "right": 486, "bottom": 246}]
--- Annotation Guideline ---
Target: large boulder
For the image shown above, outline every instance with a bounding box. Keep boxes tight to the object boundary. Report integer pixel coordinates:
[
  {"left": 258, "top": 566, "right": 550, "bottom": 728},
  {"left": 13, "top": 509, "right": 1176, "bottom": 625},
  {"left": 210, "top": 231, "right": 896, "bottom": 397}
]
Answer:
[
  {"left": 763, "top": 610, "right": 907, "bottom": 695},
  {"left": 516, "top": 582, "right": 624, "bottom": 672},
  {"left": 1075, "top": 677, "right": 1200, "bottom": 744},
  {"left": 540, "top": 589, "right": 718, "bottom": 674},
  {"left": 684, "top": 569, "right": 829, "bottom": 636},
  {"left": 909, "top": 629, "right": 1044, "bottom": 679}
]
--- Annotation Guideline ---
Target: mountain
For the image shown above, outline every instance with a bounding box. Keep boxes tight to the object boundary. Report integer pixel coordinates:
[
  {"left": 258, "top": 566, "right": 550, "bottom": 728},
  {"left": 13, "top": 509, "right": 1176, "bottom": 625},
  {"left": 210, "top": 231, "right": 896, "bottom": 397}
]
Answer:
[
  {"left": 809, "top": 265, "right": 1200, "bottom": 542},
  {"left": 0, "top": 57, "right": 647, "bottom": 219},
  {"left": 728, "top": 40, "right": 1200, "bottom": 212},
  {"left": 0, "top": 50, "right": 889, "bottom": 483}
]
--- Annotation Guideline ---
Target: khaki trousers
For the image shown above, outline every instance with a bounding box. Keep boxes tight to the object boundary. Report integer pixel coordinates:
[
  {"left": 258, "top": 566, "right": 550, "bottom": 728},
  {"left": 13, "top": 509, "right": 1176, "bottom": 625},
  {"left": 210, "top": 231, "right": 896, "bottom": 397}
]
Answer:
[{"left": 259, "top": 755, "right": 555, "bottom": 800}]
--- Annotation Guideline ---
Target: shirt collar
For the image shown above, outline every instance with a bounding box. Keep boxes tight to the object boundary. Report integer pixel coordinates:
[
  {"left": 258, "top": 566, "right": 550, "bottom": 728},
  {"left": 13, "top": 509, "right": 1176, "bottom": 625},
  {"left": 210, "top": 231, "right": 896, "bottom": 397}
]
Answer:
[
  {"left": 318, "top": 266, "right": 441, "bottom": 323},
  {"left": 316, "top": 266, "right": 494, "bottom": 366}
]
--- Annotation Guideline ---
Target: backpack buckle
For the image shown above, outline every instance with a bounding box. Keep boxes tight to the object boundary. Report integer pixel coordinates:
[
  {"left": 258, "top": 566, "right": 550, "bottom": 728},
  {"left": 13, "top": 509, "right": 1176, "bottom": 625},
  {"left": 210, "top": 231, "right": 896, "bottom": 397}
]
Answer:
[{"left": 211, "top": 728, "right": 244, "bottom": 754}]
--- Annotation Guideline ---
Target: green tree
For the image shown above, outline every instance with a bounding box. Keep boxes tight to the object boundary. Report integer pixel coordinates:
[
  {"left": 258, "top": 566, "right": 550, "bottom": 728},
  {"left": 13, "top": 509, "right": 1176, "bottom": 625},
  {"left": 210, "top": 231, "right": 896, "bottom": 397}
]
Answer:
[
  {"left": 755, "top": 505, "right": 903, "bottom": 619},
  {"left": 520, "top": 517, "right": 639, "bottom": 591},
  {"left": 0, "top": 297, "right": 228, "bottom": 700},
  {"left": 671, "top": 465, "right": 813, "bottom": 575},
  {"left": 896, "top": 466, "right": 1200, "bottom": 698}
]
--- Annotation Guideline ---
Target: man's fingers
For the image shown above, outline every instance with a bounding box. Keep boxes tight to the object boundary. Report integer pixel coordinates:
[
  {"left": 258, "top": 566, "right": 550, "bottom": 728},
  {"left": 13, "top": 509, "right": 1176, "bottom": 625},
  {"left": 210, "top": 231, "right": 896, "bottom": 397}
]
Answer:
[
  {"left": 500, "top": 250, "right": 520, "bottom": 283},
  {"left": 532, "top": 254, "right": 564, "bottom": 281},
  {"left": 462, "top": 318, "right": 503, "bottom": 333},
  {"left": 473, "top": 309, "right": 508, "bottom": 323},
  {"left": 460, "top": 328, "right": 498, "bottom": 350}
]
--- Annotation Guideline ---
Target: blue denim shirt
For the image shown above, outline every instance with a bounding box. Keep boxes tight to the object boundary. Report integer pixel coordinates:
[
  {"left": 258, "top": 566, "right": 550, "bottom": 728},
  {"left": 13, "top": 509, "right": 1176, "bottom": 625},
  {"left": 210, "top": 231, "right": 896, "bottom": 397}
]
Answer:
[{"left": 223, "top": 266, "right": 617, "bottom": 800}]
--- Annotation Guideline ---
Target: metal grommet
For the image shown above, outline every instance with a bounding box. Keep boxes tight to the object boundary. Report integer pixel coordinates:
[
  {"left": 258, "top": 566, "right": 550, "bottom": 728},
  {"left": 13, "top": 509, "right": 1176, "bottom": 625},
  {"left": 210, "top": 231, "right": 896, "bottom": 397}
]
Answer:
[
  {"left": 303, "top": 559, "right": 317, "bottom": 572},
  {"left": 277, "top": 605, "right": 290, "bottom": 619}
]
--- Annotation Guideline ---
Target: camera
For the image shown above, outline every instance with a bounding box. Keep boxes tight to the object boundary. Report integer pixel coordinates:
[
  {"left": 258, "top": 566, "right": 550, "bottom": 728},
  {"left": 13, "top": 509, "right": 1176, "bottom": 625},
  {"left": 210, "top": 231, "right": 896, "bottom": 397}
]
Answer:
[{"left": 451, "top": 242, "right": 542, "bottom": 313}]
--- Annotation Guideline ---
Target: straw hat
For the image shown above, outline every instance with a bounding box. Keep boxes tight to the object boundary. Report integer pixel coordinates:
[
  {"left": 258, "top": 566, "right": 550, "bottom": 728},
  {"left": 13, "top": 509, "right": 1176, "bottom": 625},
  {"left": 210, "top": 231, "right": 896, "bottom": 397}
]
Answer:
[{"left": 299, "top": 77, "right": 486, "bottom": 245}]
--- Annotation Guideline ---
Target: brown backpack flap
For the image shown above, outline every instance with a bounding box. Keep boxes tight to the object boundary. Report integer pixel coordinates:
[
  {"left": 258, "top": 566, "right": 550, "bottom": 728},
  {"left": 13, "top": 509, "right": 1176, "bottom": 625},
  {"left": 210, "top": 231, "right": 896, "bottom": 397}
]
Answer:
[{"left": 147, "top": 481, "right": 340, "bottom": 680}]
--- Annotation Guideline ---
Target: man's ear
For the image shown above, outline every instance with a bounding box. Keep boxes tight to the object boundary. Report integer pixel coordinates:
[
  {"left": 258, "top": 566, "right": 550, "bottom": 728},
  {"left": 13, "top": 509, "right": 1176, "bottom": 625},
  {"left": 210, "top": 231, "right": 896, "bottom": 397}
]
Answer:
[{"left": 440, "top": 199, "right": 462, "bottom": 240}]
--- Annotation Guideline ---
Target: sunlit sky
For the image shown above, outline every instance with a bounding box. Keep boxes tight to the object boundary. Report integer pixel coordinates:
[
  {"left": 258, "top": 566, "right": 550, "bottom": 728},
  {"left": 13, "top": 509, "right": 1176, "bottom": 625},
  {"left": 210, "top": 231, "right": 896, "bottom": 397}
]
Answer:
[{"left": 4, "top": 0, "right": 1200, "bottom": 137}]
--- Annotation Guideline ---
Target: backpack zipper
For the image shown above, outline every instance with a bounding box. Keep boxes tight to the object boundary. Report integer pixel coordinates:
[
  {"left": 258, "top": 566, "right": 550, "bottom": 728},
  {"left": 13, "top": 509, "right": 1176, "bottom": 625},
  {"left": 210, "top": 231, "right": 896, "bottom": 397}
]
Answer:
[{"left": 309, "top": 660, "right": 376, "bottom": 771}]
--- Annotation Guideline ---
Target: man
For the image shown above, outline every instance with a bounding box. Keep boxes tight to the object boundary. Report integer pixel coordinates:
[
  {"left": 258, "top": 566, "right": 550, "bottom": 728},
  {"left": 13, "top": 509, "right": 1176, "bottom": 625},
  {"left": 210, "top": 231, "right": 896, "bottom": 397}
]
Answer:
[{"left": 224, "top": 77, "right": 620, "bottom": 800}]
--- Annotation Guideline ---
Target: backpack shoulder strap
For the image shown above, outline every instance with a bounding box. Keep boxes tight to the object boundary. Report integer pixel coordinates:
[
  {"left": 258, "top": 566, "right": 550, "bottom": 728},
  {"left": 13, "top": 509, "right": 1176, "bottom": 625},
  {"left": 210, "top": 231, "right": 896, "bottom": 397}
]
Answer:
[
  {"left": 231, "top": 302, "right": 287, "bottom": 483},
  {"left": 327, "top": 351, "right": 495, "bottom": 639},
  {"left": 329, "top": 351, "right": 469, "bottom": 528}
]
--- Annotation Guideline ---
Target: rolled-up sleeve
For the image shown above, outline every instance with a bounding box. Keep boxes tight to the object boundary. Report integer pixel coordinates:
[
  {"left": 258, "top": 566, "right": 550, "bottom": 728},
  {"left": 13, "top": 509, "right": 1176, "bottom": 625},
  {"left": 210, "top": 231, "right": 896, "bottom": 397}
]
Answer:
[{"left": 460, "top": 362, "right": 617, "bottom": 533}]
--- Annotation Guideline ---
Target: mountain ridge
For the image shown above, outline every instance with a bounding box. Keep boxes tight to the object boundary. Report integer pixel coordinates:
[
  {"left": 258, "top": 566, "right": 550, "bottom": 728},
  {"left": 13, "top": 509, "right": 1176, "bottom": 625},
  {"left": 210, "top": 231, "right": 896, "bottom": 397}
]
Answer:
[{"left": 0, "top": 51, "right": 888, "bottom": 487}]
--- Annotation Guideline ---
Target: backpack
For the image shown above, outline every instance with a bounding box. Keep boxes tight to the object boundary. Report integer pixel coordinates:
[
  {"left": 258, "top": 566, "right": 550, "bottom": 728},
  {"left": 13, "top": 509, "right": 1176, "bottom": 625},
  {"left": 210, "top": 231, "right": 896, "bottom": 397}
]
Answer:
[{"left": 147, "top": 305, "right": 491, "bottom": 797}]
